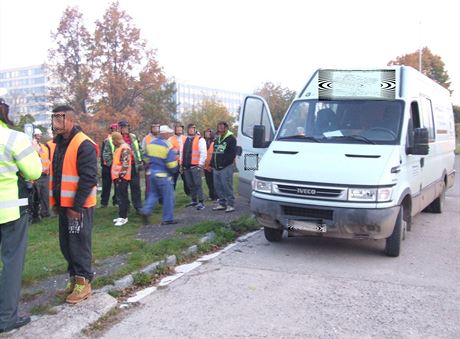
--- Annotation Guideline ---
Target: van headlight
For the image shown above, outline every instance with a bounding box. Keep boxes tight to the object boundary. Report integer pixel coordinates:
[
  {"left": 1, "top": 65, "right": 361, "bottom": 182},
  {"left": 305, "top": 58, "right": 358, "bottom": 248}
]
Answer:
[
  {"left": 348, "top": 187, "right": 393, "bottom": 202},
  {"left": 252, "top": 178, "right": 273, "bottom": 193}
]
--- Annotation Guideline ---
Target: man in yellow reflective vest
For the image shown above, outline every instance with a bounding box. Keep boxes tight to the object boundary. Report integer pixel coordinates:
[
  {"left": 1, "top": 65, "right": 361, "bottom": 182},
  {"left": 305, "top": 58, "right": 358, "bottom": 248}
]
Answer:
[
  {"left": 50, "top": 105, "right": 98, "bottom": 304},
  {"left": 100, "top": 123, "right": 118, "bottom": 208},
  {"left": 0, "top": 98, "right": 41, "bottom": 333}
]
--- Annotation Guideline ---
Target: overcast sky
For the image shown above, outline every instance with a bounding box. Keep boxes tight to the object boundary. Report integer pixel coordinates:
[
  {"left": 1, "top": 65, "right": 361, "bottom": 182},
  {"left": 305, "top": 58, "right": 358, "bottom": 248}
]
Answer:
[{"left": 1, "top": 0, "right": 459, "bottom": 104}]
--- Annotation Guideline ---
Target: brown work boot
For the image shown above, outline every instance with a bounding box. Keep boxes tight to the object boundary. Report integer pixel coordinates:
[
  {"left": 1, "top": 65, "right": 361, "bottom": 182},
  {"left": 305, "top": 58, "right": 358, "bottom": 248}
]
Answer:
[
  {"left": 56, "top": 277, "right": 75, "bottom": 298},
  {"left": 65, "top": 276, "right": 92, "bottom": 304}
]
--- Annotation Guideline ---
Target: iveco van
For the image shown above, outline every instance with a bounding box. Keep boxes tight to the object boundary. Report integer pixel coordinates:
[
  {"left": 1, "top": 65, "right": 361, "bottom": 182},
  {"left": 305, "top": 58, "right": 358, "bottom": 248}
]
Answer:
[{"left": 236, "top": 66, "right": 456, "bottom": 257}]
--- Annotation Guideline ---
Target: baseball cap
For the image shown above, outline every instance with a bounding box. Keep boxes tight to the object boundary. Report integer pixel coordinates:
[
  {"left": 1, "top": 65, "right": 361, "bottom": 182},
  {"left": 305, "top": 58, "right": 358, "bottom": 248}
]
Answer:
[
  {"left": 118, "top": 120, "right": 129, "bottom": 127},
  {"left": 159, "top": 125, "right": 173, "bottom": 134}
]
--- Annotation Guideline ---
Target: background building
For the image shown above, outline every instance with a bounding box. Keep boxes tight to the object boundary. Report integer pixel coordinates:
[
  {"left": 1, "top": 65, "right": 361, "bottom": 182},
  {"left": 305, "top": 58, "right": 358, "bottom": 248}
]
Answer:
[
  {"left": 0, "top": 64, "right": 51, "bottom": 126},
  {"left": 175, "top": 82, "right": 247, "bottom": 120}
]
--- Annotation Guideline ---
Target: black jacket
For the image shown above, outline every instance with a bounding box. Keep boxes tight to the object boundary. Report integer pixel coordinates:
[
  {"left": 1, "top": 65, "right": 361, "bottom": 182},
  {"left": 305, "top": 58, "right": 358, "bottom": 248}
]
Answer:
[
  {"left": 52, "top": 126, "right": 98, "bottom": 212},
  {"left": 211, "top": 130, "right": 237, "bottom": 170}
]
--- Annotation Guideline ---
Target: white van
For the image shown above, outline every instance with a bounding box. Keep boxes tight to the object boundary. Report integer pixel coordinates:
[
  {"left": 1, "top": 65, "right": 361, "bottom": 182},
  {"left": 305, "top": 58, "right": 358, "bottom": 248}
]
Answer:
[{"left": 236, "top": 66, "right": 456, "bottom": 257}]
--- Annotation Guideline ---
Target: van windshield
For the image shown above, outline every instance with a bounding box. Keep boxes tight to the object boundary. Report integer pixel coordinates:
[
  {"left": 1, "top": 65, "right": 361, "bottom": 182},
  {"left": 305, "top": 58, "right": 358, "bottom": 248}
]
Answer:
[{"left": 277, "top": 100, "right": 404, "bottom": 144}]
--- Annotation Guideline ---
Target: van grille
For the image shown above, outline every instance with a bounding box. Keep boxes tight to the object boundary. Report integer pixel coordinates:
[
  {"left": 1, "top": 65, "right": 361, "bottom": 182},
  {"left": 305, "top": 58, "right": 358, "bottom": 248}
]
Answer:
[
  {"left": 282, "top": 206, "right": 333, "bottom": 220},
  {"left": 275, "top": 183, "right": 345, "bottom": 200}
]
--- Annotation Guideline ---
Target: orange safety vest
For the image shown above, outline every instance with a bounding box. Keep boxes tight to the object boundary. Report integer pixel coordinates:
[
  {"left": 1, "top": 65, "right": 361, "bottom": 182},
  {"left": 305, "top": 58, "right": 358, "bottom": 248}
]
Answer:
[
  {"left": 111, "top": 143, "right": 132, "bottom": 181},
  {"left": 38, "top": 143, "right": 50, "bottom": 175},
  {"left": 144, "top": 133, "right": 154, "bottom": 147},
  {"left": 204, "top": 142, "right": 214, "bottom": 171},
  {"left": 190, "top": 135, "right": 201, "bottom": 165},
  {"left": 168, "top": 135, "right": 187, "bottom": 164},
  {"left": 49, "top": 132, "right": 97, "bottom": 208}
]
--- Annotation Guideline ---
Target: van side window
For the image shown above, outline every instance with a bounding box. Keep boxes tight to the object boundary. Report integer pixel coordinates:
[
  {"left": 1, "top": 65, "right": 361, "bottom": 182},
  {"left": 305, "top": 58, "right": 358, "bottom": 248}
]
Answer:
[
  {"left": 241, "top": 96, "right": 273, "bottom": 140},
  {"left": 420, "top": 97, "right": 435, "bottom": 141},
  {"left": 407, "top": 101, "right": 421, "bottom": 150}
]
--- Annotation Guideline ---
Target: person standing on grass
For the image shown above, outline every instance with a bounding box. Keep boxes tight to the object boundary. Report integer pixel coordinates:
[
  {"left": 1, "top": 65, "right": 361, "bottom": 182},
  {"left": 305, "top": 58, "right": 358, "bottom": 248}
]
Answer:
[
  {"left": 50, "top": 105, "right": 97, "bottom": 304},
  {"left": 100, "top": 123, "right": 119, "bottom": 208},
  {"left": 182, "top": 123, "right": 207, "bottom": 211},
  {"left": 139, "top": 125, "right": 178, "bottom": 225},
  {"left": 212, "top": 121, "right": 237, "bottom": 213},
  {"left": 141, "top": 122, "right": 160, "bottom": 201},
  {"left": 203, "top": 128, "right": 218, "bottom": 201},
  {"left": 0, "top": 98, "right": 41, "bottom": 334},
  {"left": 168, "top": 124, "right": 189, "bottom": 195},
  {"left": 111, "top": 132, "right": 132, "bottom": 227}
]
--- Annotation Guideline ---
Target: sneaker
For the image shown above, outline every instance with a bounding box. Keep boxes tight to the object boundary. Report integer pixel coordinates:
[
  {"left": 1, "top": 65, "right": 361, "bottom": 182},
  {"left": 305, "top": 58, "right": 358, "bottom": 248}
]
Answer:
[
  {"left": 161, "top": 220, "right": 178, "bottom": 225},
  {"left": 66, "top": 276, "right": 91, "bottom": 304},
  {"left": 225, "top": 206, "right": 235, "bottom": 213},
  {"left": 196, "top": 202, "right": 205, "bottom": 210},
  {"left": 114, "top": 218, "right": 128, "bottom": 226},
  {"left": 185, "top": 201, "right": 198, "bottom": 207},
  {"left": 113, "top": 217, "right": 121, "bottom": 223},
  {"left": 212, "top": 204, "right": 226, "bottom": 211}
]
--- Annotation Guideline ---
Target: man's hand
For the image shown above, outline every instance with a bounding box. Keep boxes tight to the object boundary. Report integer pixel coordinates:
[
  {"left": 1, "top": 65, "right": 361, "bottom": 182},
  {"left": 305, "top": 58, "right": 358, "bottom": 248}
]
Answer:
[{"left": 66, "top": 208, "right": 80, "bottom": 220}]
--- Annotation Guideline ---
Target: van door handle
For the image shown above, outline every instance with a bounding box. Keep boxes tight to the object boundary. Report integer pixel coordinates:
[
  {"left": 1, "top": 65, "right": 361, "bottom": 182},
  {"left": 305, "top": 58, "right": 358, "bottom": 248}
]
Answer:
[{"left": 420, "top": 157, "right": 425, "bottom": 168}]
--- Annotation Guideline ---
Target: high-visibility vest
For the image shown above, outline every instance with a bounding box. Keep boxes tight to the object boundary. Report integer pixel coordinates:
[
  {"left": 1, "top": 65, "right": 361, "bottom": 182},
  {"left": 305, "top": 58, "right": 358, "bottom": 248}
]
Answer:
[
  {"left": 0, "top": 121, "right": 42, "bottom": 223},
  {"left": 204, "top": 141, "right": 214, "bottom": 171},
  {"left": 38, "top": 143, "right": 50, "bottom": 175},
  {"left": 111, "top": 143, "right": 132, "bottom": 181},
  {"left": 144, "top": 134, "right": 154, "bottom": 147},
  {"left": 168, "top": 135, "right": 187, "bottom": 164},
  {"left": 49, "top": 131, "right": 97, "bottom": 208},
  {"left": 190, "top": 135, "right": 201, "bottom": 165}
]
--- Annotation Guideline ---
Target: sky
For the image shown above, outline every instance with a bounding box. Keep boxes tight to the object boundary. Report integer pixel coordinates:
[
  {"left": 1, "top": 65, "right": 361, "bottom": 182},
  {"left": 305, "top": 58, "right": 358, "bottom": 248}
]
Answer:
[{"left": 1, "top": 0, "right": 459, "bottom": 104}]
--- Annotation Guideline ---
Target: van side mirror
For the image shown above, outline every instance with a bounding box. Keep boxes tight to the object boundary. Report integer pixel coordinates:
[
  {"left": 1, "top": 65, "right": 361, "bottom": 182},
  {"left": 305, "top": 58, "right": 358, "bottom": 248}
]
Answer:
[
  {"left": 410, "top": 128, "right": 429, "bottom": 155},
  {"left": 253, "top": 125, "right": 271, "bottom": 148}
]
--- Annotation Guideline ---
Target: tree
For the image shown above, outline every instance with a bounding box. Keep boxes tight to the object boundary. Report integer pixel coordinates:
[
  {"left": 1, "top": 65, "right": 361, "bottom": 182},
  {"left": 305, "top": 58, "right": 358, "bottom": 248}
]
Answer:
[
  {"left": 388, "top": 47, "right": 451, "bottom": 92},
  {"left": 89, "top": 1, "right": 173, "bottom": 139},
  {"left": 181, "top": 97, "right": 235, "bottom": 133},
  {"left": 254, "top": 82, "right": 296, "bottom": 128},
  {"left": 48, "top": 6, "right": 92, "bottom": 113},
  {"left": 11, "top": 114, "right": 35, "bottom": 133}
]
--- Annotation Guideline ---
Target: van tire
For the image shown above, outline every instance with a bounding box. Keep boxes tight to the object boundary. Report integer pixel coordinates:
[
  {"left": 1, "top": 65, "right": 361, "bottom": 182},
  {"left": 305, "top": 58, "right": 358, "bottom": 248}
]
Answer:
[
  {"left": 264, "top": 227, "right": 283, "bottom": 242},
  {"left": 384, "top": 207, "right": 404, "bottom": 257},
  {"left": 427, "top": 182, "right": 445, "bottom": 214}
]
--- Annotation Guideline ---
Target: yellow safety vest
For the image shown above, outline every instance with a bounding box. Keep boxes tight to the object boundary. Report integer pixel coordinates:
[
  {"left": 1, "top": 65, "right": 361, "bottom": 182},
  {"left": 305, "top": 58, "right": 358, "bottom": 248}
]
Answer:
[{"left": 0, "top": 121, "right": 42, "bottom": 223}]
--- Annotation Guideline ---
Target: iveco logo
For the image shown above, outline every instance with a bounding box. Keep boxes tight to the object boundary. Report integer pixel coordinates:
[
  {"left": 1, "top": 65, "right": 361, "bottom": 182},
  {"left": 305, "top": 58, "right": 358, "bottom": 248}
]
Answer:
[{"left": 296, "top": 188, "right": 316, "bottom": 195}]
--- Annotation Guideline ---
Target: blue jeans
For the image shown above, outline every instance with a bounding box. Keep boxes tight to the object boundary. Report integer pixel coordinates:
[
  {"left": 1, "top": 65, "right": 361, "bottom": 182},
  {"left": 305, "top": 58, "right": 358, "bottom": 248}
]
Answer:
[{"left": 141, "top": 176, "right": 175, "bottom": 222}]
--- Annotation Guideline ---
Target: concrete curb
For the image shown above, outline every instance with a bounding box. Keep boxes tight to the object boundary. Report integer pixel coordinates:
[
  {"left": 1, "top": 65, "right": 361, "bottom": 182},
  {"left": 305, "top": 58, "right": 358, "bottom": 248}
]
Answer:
[
  {"left": 8, "top": 229, "right": 256, "bottom": 338},
  {"left": 10, "top": 293, "right": 117, "bottom": 339}
]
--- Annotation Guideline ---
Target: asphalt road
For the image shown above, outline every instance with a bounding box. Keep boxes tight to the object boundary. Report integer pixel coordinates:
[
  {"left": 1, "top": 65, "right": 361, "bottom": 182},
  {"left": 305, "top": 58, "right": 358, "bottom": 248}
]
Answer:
[{"left": 101, "top": 158, "right": 460, "bottom": 338}]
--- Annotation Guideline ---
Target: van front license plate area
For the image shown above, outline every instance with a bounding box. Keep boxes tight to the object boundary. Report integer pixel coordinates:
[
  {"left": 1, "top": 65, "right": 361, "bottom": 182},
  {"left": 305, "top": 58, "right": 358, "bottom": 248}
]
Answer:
[{"left": 288, "top": 220, "right": 326, "bottom": 233}]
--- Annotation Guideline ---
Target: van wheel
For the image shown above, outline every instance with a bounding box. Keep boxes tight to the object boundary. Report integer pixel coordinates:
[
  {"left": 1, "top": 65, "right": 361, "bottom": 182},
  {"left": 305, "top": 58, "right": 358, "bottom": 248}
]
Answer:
[
  {"left": 427, "top": 182, "right": 445, "bottom": 214},
  {"left": 384, "top": 207, "right": 405, "bottom": 257},
  {"left": 264, "top": 227, "right": 283, "bottom": 242}
]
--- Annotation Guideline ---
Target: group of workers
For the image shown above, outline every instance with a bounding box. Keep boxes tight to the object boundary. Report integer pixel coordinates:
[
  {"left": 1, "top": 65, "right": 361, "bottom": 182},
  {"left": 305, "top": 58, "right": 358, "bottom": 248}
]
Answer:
[
  {"left": 102, "top": 119, "right": 237, "bottom": 226},
  {"left": 0, "top": 97, "right": 237, "bottom": 333}
]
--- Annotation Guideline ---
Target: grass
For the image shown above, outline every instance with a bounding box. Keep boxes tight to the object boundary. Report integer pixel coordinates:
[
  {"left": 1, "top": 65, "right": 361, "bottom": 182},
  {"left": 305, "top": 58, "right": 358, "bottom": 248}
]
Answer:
[{"left": 16, "top": 173, "right": 254, "bottom": 288}]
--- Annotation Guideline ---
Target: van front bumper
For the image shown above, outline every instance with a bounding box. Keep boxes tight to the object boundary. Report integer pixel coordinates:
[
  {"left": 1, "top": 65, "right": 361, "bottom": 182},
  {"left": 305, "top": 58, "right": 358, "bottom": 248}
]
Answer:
[{"left": 251, "top": 195, "right": 400, "bottom": 239}]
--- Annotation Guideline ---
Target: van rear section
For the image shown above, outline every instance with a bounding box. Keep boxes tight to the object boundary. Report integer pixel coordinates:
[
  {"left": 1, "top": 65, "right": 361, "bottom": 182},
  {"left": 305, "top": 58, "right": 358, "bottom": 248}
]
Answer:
[{"left": 236, "top": 66, "right": 456, "bottom": 257}]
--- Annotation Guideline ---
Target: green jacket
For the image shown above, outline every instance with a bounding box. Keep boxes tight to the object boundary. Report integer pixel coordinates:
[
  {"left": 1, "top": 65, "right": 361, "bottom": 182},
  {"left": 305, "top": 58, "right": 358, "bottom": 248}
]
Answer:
[{"left": 0, "top": 120, "right": 41, "bottom": 223}]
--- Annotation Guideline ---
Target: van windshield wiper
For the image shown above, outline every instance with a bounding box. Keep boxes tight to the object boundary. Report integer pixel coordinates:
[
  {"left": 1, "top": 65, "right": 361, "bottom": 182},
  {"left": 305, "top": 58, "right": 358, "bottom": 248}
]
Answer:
[
  {"left": 327, "top": 135, "right": 375, "bottom": 144},
  {"left": 277, "top": 135, "right": 320, "bottom": 142}
]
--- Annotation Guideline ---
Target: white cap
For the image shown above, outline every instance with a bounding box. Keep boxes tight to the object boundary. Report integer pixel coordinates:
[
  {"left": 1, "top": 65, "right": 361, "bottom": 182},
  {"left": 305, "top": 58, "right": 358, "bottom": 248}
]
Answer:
[
  {"left": 34, "top": 128, "right": 42, "bottom": 135},
  {"left": 159, "top": 125, "right": 173, "bottom": 134}
]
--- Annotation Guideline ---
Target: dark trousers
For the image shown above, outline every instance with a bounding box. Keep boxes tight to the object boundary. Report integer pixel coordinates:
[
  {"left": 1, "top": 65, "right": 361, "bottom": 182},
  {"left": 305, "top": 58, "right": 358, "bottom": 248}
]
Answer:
[
  {"left": 58, "top": 207, "right": 94, "bottom": 281},
  {"left": 204, "top": 169, "right": 218, "bottom": 200},
  {"left": 129, "top": 164, "right": 142, "bottom": 210},
  {"left": 101, "top": 165, "right": 117, "bottom": 206},
  {"left": 32, "top": 174, "right": 49, "bottom": 218},
  {"left": 115, "top": 179, "right": 129, "bottom": 218},
  {"left": 172, "top": 171, "right": 190, "bottom": 196},
  {"left": 184, "top": 166, "right": 204, "bottom": 203},
  {"left": 0, "top": 214, "right": 28, "bottom": 329}
]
